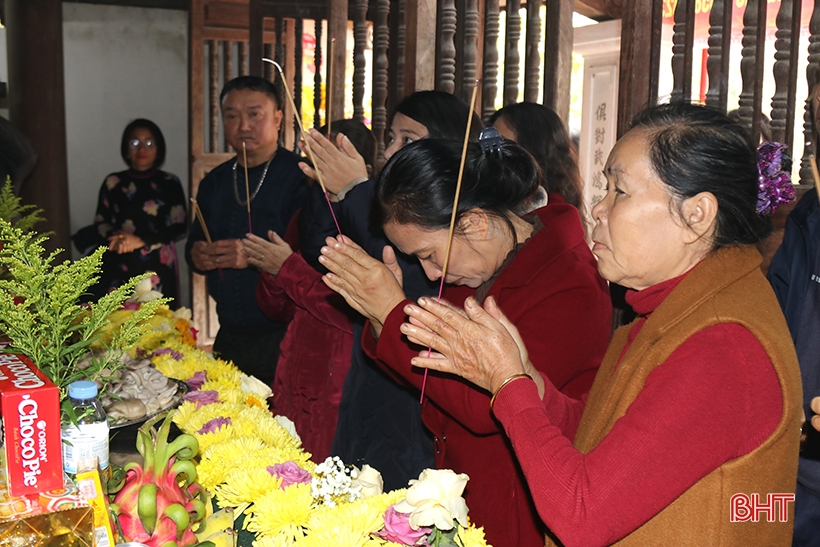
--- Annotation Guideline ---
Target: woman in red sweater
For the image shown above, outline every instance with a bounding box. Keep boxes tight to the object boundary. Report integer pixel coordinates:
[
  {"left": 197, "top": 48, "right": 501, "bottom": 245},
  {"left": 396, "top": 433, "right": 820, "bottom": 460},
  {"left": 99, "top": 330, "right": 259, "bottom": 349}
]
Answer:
[
  {"left": 396, "top": 103, "right": 802, "bottom": 546},
  {"left": 318, "top": 134, "right": 612, "bottom": 547}
]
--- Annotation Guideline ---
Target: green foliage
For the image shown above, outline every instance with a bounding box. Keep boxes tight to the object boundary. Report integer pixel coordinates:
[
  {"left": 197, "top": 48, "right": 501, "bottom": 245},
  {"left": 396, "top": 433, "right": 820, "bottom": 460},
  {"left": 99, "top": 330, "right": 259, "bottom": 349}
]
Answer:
[
  {"left": 0, "top": 218, "right": 169, "bottom": 404},
  {"left": 0, "top": 176, "right": 44, "bottom": 233}
]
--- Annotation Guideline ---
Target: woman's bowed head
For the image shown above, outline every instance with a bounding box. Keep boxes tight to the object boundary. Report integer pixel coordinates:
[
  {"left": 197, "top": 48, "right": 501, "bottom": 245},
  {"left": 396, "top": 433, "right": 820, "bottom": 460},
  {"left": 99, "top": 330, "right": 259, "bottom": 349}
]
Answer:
[{"left": 319, "top": 138, "right": 540, "bottom": 338}]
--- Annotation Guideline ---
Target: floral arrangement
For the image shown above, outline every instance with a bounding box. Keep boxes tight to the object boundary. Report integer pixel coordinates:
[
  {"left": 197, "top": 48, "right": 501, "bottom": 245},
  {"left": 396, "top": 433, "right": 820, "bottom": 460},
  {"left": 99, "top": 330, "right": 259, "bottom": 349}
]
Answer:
[
  {"left": 111, "top": 306, "right": 492, "bottom": 547},
  {"left": 0, "top": 218, "right": 166, "bottom": 412}
]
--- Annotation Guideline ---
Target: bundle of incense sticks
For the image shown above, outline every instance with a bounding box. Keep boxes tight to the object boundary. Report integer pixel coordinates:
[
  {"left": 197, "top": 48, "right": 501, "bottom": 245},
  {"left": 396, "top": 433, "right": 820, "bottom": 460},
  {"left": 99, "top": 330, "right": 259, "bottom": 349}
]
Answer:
[{"left": 190, "top": 198, "right": 223, "bottom": 279}]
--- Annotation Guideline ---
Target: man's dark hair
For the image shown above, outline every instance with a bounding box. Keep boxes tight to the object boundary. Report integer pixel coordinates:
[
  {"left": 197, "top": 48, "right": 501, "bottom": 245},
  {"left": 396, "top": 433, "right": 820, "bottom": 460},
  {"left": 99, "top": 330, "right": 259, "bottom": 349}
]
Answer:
[{"left": 220, "top": 76, "right": 283, "bottom": 111}]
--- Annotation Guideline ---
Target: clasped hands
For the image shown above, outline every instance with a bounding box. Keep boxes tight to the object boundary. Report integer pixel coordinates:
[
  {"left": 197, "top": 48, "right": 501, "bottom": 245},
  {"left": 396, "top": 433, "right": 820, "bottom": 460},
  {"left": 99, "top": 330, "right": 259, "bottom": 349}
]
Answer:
[
  {"left": 190, "top": 231, "right": 293, "bottom": 273},
  {"left": 298, "top": 129, "right": 368, "bottom": 197},
  {"left": 107, "top": 232, "right": 145, "bottom": 254},
  {"left": 398, "top": 296, "right": 545, "bottom": 397},
  {"left": 319, "top": 234, "right": 544, "bottom": 397}
]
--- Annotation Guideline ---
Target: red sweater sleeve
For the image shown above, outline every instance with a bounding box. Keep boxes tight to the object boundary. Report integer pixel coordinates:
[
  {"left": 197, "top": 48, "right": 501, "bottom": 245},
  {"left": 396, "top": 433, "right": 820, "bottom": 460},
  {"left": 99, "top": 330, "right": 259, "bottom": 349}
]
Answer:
[
  {"left": 268, "top": 253, "right": 355, "bottom": 334},
  {"left": 256, "top": 271, "right": 296, "bottom": 322},
  {"left": 363, "top": 270, "right": 610, "bottom": 436},
  {"left": 492, "top": 323, "right": 782, "bottom": 547}
]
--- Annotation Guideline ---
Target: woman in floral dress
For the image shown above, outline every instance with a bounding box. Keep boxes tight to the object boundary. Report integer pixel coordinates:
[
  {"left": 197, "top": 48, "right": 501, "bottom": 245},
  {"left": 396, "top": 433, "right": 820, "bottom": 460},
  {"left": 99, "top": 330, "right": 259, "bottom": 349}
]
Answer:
[{"left": 87, "top": 119, "right": 187, "bottom": 307}]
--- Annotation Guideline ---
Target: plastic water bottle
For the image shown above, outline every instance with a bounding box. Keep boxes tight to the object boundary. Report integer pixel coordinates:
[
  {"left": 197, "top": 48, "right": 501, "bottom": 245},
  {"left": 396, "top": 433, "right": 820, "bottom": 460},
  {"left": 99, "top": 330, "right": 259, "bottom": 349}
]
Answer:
[{"left": 61, "top": 380, "right": 110, "bottom": 475}]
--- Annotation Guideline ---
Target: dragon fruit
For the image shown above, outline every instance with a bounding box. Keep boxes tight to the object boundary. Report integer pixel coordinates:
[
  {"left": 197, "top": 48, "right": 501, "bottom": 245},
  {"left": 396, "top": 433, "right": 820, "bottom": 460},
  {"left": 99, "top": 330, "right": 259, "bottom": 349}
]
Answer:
[{"left": 110, "top": 412, "right": 208, "bottom": 547}]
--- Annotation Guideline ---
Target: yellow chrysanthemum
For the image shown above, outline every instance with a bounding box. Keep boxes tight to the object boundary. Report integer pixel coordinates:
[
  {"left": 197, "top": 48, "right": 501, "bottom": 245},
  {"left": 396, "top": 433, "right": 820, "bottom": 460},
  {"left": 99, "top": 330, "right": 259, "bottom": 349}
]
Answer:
[
  {"left": 214, "top": 467, "right": 283, "bottom": 507},
  {"left": 201, "top": 378, "right": 244, "bottom": 396},
  {"left": 244, "top": 483, "right": 314, "bottom": 540},
  {"left": 456, "top": 524, "right": 490, "bottom": 547},
  {"left": 253, "top": 534, "right": 296, "bottom": 547}
]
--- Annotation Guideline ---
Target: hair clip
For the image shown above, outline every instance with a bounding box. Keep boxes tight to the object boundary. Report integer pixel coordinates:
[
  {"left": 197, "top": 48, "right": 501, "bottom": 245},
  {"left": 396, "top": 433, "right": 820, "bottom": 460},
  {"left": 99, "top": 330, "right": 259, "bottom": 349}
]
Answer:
[
  {"left": 756, "top": 141, "right": 795, "bottom": 216},
  {"left": 479, "top": 126, "right": 504, "bottom": 160}
]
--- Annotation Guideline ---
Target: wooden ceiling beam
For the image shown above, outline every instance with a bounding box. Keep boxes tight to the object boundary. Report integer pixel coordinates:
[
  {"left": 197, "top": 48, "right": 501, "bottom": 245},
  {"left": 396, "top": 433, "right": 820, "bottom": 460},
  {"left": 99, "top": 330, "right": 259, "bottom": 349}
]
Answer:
[{"left": 573, "top": 0, "right": 620, "bottom": 20}]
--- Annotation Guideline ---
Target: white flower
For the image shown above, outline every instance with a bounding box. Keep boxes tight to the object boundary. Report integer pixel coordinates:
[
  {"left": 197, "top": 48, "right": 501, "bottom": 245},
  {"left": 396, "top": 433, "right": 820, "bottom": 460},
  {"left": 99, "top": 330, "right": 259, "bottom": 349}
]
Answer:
[
  {"left": 394, "top": 468, "right": 469, "bottom": 531},
  {"left": 129, "top": 275, "right": 163, "bottom": 302},
  {"left": 243, "top": 373, "right": 274, "bottom": 400},
  {"left": 274, "top": 415, "right": 301, "bottom": 443},
  {"left": 352, "top": 464, "right": 383, "bottom": 498},
  {"left": 173, "top": 307, "right": 193, "bottom": 322}
]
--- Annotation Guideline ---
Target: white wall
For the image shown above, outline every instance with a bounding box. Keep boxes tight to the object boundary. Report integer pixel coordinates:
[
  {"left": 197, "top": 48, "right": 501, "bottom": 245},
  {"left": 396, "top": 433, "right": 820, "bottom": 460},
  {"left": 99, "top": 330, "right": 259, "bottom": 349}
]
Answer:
[{"left": 63, "top": 3, "right": 190, "bottom": 307}]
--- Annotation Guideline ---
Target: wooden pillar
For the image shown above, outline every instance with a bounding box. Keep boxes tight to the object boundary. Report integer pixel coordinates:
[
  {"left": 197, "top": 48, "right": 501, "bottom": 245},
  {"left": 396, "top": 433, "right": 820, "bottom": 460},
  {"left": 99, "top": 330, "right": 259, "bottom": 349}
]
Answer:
[
  {"left": 328, "top": 0, "right": 348, "bottom": 124},
  {"left": 543, "top": 0, "right": 574, "bottom": 124},
  {"left": 6, "top": 0, "right": 70, "bottom": 256},
  {"left": 249, "top": 0, "right": 264, "bottom": 76},
  {"left": 403, "top": 0, "right": 437, "bottom": 93},
  {"left": 617, "top": 0, "right": 663, "bottom": 137}
]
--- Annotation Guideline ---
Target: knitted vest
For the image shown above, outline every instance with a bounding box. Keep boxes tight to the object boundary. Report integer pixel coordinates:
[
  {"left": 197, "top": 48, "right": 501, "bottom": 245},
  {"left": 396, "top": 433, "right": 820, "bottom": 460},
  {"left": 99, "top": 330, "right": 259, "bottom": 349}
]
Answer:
[{"left": 545, "top": 245, "right": 802, "bottom": 547}]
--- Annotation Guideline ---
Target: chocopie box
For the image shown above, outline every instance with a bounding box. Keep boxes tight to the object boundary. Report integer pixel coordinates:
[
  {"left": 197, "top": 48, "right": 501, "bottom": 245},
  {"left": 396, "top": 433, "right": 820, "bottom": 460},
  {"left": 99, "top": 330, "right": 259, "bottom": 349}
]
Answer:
[{"left": 0, "top": 347, "right": 62, "bottom": 496}]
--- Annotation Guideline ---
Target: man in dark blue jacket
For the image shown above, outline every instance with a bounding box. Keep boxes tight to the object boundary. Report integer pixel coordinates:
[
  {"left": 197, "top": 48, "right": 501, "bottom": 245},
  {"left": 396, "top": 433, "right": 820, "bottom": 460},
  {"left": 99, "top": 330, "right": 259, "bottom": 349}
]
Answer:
[{"left": 768, "top": 187, "right": 820, "bottom": 547}]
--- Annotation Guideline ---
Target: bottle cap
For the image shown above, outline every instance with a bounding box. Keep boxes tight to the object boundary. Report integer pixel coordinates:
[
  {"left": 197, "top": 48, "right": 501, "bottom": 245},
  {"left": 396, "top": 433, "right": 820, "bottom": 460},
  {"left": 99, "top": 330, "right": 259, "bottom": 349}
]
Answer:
[{"left": 68, "top": 380, "right": 98, "bottom": 399}]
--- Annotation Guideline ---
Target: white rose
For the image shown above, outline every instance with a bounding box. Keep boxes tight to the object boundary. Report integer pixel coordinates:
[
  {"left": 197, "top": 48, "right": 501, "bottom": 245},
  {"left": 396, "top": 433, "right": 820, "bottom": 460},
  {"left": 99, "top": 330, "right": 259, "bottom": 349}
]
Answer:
[
  {"left": 352, "top": 464, "right": 383, "bottom": 498},
  {"left": 394, "top": 468, "right": 469, "bottom": 530},
  {"left": 274, "top": 415, "right": 301, "bottom": 443},
  {"left": 241, "top": 373, "right": 273, "bottom": 399}
]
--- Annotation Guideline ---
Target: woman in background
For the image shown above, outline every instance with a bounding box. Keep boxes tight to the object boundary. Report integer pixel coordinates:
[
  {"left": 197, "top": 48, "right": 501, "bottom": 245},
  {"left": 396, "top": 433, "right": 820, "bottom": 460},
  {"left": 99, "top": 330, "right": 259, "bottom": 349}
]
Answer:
[
  {"left": 490, "top": 102, "right": 584, "bottom": 217},
  {"left": 87, "top": 119, "right": 186, "bottom": 306}
]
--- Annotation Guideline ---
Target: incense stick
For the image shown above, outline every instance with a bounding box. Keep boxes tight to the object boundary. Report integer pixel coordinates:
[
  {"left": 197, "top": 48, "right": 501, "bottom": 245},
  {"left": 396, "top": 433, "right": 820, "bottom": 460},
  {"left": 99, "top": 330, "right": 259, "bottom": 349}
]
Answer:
[
  {"left": 242, "top": 142, "right": 253, "bottom": 233},
  {"left": 190, "top": 198, "right": 224, "bottom": 279},
  {"left": 420, "top": 81, "right": 480, "bottom": 404},
  {"left": 327, "top": 38, "right": 335, "bottom": 141},
  {"left": 811, "top": 156, "right": 820, "bottom": 206},
  {"left": 190, "top": 198, "right": 212, "bottom": 243},
  {"left": 263, "top": 57, "right": 342, "bottom": 236}
]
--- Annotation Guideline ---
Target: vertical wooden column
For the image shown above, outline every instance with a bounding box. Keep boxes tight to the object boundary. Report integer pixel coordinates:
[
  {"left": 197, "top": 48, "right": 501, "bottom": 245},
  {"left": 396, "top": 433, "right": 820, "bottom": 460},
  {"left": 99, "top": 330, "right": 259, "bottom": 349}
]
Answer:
[
  {"left": 314, "top": 20, "right": 324, "bottom": 128},
  {"left": 208, "top": 41, "right": 219, "bottom": 153},
  {"left": 403, "top": 0, "right": 437, "bottom": 94},
  {"left": 482, "top": 0, "right": 500, "bottom": 121},
  {"left": 617, "top": 0, "right": 663, "bottom": 137},
  {"left": 524, "top": 0, "right": 542, "bottom": 103},
  {"left": 503, "top": 0, "right": 521, "bottom": 105},
  {"left": 249, "top": 0, "right": 264, "bottom": 76},
  {"left": 353, "top": 0, "right": 369, "bottom": 122},
  {"left": 737, "top": 0, "right": 768, "bottom": 143},
  {"left": 373, "top": 0, "right": 390, "bottom": 159},
  {"left": 799, "top": 0, "right": 820, "bottom": 184},
  {"left": 328, "top": 0, "right": 348, "bottom": 124},
  {"left": 396, "top": 0, "right": 407, "bottom": 99},
  {"left": 670, "top": 0, "right": 696, "bottom": 102},
  {"left": 7, "top": 0, "right": 71, "bottom": 256},
  {"left": 294, "top": 18, "right": 304, "bottom": 149},
  {"left": 705, "top": 0, "right": 733, "bottom": 111},
  {"left": 461, "top": 0, "right": 481, "bottom": 103},
  {"left": 769, "top": 0, "right": 802, "bottom": 149},
  {"left": 543, "top": 0, "right": 573, "bottom": 124},
  {"left": 438, "top": 0, "right": 458, "bottom": 93}
]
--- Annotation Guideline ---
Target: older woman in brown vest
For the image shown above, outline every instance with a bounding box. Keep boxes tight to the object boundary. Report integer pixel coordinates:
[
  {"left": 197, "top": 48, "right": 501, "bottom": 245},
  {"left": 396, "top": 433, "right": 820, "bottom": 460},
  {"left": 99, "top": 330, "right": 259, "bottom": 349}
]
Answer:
[{"left": 398, "top": 103, "right": 802, "bottom": 546}]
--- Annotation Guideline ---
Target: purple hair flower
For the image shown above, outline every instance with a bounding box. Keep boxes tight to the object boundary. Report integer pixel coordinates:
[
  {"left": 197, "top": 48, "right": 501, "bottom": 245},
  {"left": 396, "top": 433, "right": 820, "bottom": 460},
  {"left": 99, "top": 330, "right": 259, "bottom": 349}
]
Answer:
[
  {"left": 184, "top": 389, "right": 220, "bottom": 409},
  {"left": 186, "top": 370, "right": 208, "bottom": 390},
  {"left": 266, "top": 461, "right": 312, "bottom": 488},
  {"left": 757, "top": 141, "right": 795, "bottom": 216},
  {"left": 198, "top": 416, "right": 231, "bottom": 435}
]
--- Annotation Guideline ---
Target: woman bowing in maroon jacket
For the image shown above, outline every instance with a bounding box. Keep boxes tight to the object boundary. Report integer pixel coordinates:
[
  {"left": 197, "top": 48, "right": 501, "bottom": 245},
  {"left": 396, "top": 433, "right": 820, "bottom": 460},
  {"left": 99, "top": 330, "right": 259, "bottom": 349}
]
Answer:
[{"left": 318, "top": 132, "right": 612, "bottom": 547}]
